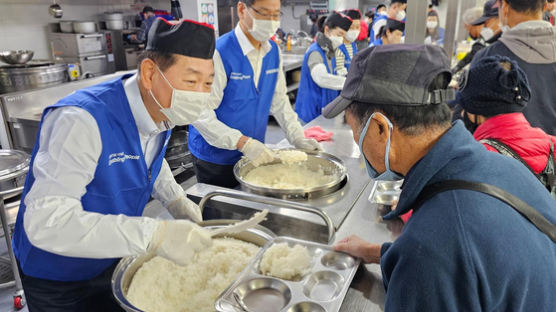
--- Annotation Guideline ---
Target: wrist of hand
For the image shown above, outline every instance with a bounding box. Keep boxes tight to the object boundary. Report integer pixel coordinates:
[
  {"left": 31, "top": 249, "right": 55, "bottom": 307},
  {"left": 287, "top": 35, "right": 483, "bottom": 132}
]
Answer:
[{"left": 237, "top": 136, "right": 250, "bottom": 151}]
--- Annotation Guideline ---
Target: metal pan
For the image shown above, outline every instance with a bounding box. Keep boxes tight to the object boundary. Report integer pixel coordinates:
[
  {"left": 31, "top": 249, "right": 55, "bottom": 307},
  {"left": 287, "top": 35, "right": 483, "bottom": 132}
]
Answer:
[{"left": 234, "top": 150, "right": 347, "bottom": 200}]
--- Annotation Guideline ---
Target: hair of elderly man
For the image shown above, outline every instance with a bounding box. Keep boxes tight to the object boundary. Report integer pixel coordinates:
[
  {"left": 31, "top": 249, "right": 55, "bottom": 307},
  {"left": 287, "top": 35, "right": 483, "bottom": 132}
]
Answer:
[
  {"left": 504, "top": 0, "right": 546, "bottom": 13},
  {"left": 136, "top": 50, "right": 176, "bottom": 73}
]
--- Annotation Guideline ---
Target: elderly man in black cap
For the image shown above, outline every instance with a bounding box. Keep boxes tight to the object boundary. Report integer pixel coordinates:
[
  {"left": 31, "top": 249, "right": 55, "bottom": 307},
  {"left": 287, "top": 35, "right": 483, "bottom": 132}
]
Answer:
[
  {"left": 323, "top": 44, "right": 556, "bottom": 311},
  {"left": 12, "top": 19, "right": 215, "bottom": 311}
]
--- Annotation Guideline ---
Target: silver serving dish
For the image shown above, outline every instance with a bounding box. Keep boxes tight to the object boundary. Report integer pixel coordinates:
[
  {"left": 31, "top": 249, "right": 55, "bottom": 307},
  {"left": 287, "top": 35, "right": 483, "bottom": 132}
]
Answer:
[
  {"left": 369, "top": 180, "right": 403, "bottom": 206},
  {"left": 234, "top": 150, "right": 347, "bottom": 200},
  {"left": 215, "top": 236, "right": 361, "bottom": 312},
  {"left": 0, "top": 50, "right": 34, "bottom": 65},
  {"left": 111, "top": 220, "right": 276, "bottom": 312},
  {"left": 0, "top": 150, "right": 29, "bottom": 199}
]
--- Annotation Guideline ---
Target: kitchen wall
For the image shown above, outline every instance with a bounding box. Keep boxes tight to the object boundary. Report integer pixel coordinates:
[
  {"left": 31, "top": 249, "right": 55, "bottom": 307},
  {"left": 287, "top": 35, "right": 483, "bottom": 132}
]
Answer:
[
  {"left": 280, "top": 4, "right": 309, "bottom": 34},
  {"left": 0, "top": 0, "right": 169, "bottom": 60}
]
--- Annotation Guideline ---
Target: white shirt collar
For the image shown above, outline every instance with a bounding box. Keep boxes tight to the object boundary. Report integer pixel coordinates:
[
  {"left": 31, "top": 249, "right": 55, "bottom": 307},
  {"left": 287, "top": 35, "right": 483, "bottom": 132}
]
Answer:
[
  {"left": 123, "top": 74, "right": 167, "bottom": 136},
  {"left": 234, "top": 24, "right": 272, "bottom": 56}
]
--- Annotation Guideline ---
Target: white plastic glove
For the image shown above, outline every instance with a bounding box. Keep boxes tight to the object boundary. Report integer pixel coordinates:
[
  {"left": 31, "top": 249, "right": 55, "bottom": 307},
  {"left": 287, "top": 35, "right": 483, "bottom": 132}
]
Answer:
[
  {"left": 240, "top": 138, "right": 276, "bottom": 167},
  {"left": 336, "top": 67, "right": 348, "bottom": 77},
  {"left": 167, "top": 196, "right": 203, "bottom": 223},
  {"left": 148, "top": 220, "right": 212, "bottom": 266},
  {"left": 293, "top": 137, "right": 324, "bottom": 151}
]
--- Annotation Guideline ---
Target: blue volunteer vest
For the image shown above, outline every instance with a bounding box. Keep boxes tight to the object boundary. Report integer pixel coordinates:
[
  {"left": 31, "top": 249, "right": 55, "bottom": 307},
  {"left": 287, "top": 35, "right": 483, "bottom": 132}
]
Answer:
[
  {"left": 188, "top": 31, "right": 280, "bottom": 165},
  {"left": 370, "top": 14, "right": 388, "bottom": 41},
  {"left": 295, "top": 42, "right": 340, "bottom": 123},
  {"left": 338, "top": 42, "right": 358, "bottom": 70},
  {"left": 12, "top": 75, "right": 171, "bottom": 281}
]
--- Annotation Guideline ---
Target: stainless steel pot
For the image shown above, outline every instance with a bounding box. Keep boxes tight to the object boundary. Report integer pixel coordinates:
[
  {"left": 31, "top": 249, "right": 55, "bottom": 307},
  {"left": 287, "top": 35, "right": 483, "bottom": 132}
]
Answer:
[
  {"left": 59, "top": 21, "right": 74, "bottom": 33},
  {"left": 234, "top": 150, "right": 347, "bottom": 200},
  {"left": 104, "top": 12, "right": 123, "bottom": 20},
  {"left": 111, "top": 221, "right": 275, "bottom": 312},
  {"left": 0, "top": 150, "right": 29, "bottom": 199},
  {"left": 72, "top": 21, "right": 97, "bottom": 34},
  {"left": 0, "top": 61, "right": 68, "bottom": 94},
  {"left": 106, "top": 20, "right": 124, "bottom": 30}
]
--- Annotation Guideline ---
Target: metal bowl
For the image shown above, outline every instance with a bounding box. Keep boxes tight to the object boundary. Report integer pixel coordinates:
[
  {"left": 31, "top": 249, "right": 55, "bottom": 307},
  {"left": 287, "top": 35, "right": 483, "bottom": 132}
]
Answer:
[
  {"left": 234, "top": 150, "right": 347, "bottom": 200},
  {"left": 111, "top": 220, "right": 276, "bottom": 312},
  {"left": 0, "top": 50, "right": 34, "bottom": 65}
]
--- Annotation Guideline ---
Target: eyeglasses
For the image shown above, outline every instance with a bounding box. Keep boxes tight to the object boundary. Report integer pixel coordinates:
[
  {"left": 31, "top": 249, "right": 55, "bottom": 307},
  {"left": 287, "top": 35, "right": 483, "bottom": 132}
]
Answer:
[{"left": 249, "top": 5, "right": 283, "bottom": 20}]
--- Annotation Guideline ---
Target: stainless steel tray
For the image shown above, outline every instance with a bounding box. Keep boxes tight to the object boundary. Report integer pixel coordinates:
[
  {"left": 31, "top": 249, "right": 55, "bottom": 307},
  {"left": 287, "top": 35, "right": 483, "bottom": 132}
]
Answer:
[
  {"left": 368, "top": 180, "right": 403, "bottom": 205},
  {"left": 215, "top": 236, "right": 360, "bottom": 312}
]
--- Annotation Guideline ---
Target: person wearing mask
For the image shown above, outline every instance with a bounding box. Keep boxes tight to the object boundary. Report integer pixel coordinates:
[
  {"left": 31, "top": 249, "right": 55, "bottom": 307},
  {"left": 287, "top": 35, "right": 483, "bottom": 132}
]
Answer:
[
  {"left": 12, "top": 19, "right": 214, "bottom": 311},
  {"left": 370, "top": 18, "right": 405, "bottom": 47},
  {"left": 364, "top": 10, "right": 374, "bottom": 41},
  {"left": 335, "top": 9, "right": 362, "bottom": 76},
  {"left": 455, "top": 56, "right": 556, "bottom": 198},
  {"left": 131, "top": 6, "right": 157, "bottom": 43},
  {"left": 424, "top": 10, "right": 445, "bottom": 46},
  {"left": 452, "top": 1, "right": 501, "bottom": 74},
  {"left": 295, "top": 11, "right": 352, "bottom": 123},
  {"left": 322, "top": 44, "right": 556, "bottom": 311},
  {"left": 472, "top": 0, "right": 556, "bottom": 135},
  {"left": 188, "top": 0, "right": 322, "bottom": 188},
  {"left": 370, "top": 0, "right": 407, "bottom": 42},
  {"left": 543, "top": 0, "right": 555, "bottom": 25}
]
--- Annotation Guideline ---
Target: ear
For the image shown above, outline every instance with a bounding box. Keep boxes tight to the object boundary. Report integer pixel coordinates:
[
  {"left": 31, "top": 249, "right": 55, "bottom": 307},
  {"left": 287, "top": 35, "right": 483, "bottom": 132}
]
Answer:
[
  {"left": 139, "top": 58, "right": 156, "bottom": 91},
  {"left": 371, "top": 113, "right": 390, "bottom": 143},
  {"left": 237, "top": 1, "right": 246, "bottom": 19}
]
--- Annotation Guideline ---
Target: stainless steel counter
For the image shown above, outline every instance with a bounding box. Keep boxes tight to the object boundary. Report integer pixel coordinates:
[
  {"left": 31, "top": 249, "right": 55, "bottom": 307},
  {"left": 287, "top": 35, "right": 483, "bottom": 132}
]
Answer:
[{"left": 281, "top": 53, "right": 304, "bottom": 72}]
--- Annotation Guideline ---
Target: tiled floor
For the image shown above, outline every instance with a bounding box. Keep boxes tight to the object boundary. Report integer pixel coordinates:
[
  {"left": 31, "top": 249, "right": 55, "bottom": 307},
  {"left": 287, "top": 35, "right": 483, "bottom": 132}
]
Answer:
[{"left": 0, "top": 122, "right": 286, "bottom": 311}]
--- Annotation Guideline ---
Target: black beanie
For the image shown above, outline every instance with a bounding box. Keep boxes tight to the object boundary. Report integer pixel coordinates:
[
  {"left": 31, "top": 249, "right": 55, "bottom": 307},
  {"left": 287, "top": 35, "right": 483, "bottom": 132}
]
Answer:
[
  {"left": 147, "top": 18, "right": 215, "bottom": 59},
  {"left": 456, "top": 55, "right": 531, "bottom": 116}
]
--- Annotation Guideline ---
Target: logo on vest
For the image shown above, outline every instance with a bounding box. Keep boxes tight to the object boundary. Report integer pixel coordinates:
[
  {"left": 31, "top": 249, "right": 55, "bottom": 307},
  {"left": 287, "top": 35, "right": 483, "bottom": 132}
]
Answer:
[
  {"left": 265, "top": 68, "right": 279, "bottom": 75},
  {"left": 230, "top": 72, "right": 251, "bottom": 80},
  {"left": 108, "top": 152, "right": 140, "bottom": 166}
]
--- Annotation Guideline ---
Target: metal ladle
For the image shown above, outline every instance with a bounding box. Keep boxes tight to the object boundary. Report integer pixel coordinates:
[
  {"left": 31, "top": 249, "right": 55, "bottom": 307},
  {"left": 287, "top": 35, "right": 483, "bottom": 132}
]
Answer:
[{"left": 49, "top": 0, "right": 63, "bottom": 19}]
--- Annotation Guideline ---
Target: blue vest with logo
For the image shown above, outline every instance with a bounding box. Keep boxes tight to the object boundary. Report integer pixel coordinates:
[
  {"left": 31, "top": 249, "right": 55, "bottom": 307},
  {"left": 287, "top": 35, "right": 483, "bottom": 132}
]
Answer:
[
  {"left": 295, "top": 42, "right": 340, "bottom": 123},
  {"left": 188, "top": 31, "right": 280, "bottom": 165},
  {"left": 338, "top": 42, "right": 358, "bottom": 70},
  {"left": 370, "top": 14, "right": 388, "bottom": 42},
  {"left": 12, "top": 75, "right": 171, "bottom": 281}
]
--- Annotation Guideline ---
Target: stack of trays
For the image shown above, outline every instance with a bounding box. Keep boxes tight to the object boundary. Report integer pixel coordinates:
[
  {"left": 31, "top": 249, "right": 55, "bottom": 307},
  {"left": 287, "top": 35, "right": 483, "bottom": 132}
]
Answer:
[
  {"left": 368, "top": 180, "right": 403, "bottom": 205},
  {"left": 215, "top": 237, "right": 361, "bottom": 312}
]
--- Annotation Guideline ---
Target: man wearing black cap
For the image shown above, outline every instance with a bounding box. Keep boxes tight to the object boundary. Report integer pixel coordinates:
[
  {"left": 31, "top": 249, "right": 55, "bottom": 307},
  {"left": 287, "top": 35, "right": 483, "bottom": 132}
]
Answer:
[
  {"left": 471, "top": 0, "right": 556, "bottom": 135},
  {"left": 12, "top": 19, "right": 216, "bottom": 310},
  {"left": 323, "top": 44, "right": 556, "bottom": 311},
  {"left": 451, "top": 0, "right": 502, "bottom": 74},
  {"left": 455, "top": 55, "right": 556, "bottom": 198},
  {"left": 188, "top": 0, "right": 322, "bottom": 188},
  {"left": 369, "top": 0, "right": 407, "bottom": 41},
  {"left": 294, "top": 11, "right": 353, "bottom": 123},
  {"left": 369, "top": 18, "right": 405, "bottom": 46}
]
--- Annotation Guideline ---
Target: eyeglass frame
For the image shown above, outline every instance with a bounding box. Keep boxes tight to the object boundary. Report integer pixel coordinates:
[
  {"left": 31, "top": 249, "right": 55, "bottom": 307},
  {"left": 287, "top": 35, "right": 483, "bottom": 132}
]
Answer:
[{"left": 247, "top": 4, "right": 283, "bottom": 20}]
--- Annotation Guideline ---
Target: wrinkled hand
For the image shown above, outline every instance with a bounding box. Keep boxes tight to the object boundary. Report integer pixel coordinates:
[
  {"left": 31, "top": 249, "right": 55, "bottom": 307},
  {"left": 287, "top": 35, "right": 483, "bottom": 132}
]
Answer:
[
  {"left": 148, "top": 220, "right": 212, "bottom": 266},
  {"left": 240, "top": 138, "right": 275, "bottom": 167},
  {"left": 333, "top": 235, "right": 382, "bottom": 264},
  {"left": 293, "top": 137, "right": 323, "bottom": 151},
  {"left": 167, "top": 196, "right": 203, "bottom": 223}
]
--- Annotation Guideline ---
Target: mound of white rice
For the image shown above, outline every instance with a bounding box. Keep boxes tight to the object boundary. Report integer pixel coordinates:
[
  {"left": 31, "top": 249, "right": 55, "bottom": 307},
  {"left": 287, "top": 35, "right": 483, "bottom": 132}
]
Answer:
[
  {"left": 259, "top": 243, "right": 311, "bottom": 280},
  {"left": 126, "top": 238, "right": 260, "bottom": 312},
  {"left": 244, "top": 163, "right": 333, "bottom": 189},
  {"left": 277, "top": 150, "right": 308, "bottom": 164}
]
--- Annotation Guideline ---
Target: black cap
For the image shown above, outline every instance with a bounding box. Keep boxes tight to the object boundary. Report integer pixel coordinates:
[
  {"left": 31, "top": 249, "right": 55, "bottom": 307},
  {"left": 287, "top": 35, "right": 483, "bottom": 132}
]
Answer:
[
  {"left": 146, "top": 18, "right": 215, "bottom": 60},
  {"left": 325, "top": 11, "right": 353, "bottom": 32},
  {"left": 323, "top": 44, "right": 452, "bottom": 118},
  {"left": 342, "top": 9, "right": 362, "bottom": 20},
  {"left": 376, "top": 4, "right": 386, "bottom": 11},
  {"left": 386, "top": 18, "right": 405, "bottom": 32},
  {"left": 142, "top": 6, "right": 154, "bottom": 14},
  {"left": 391, "top": 0, "right": 407, "bottom": 4},
  {"left": 471, "top": 0, "right": 499, "bottom": 25},
  {"left": 454, "top": 55, "right": 530, "bottom": 116}
]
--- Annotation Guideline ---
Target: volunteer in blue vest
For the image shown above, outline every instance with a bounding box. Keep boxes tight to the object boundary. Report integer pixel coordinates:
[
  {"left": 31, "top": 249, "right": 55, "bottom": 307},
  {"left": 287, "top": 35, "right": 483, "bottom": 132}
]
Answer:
[
  {"left": 370, "top": 18, "right": 405, "bottom": 47},
  {"left": 294, "top": 11, "right": 353, "bottom": 124},
  {"left": 335, "top": 9, "right": 361, "bottom": 76},
  {"left": 188, "top": 0, "right": 322, "bottom": 188},
  {"left": 370, "top": 0, "right": 407, "bottom": 42},
  {"left": 12, "top": 19, "right": 215, "bottom": 311}
]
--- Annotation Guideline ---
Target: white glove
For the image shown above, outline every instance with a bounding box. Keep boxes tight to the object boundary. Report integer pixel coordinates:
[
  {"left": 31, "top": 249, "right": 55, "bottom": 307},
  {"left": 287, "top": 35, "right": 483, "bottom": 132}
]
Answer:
[
  {"left": 148, "top": 220, "right": 212, "bottom": 266},
  {"left": 336, "top": 67, "right": 348, "bottom": 77},
  {"left": 293, "top": 137, "right": 324, "bottom": 151},
  {"left": 240, "top": 138, "right": 276, "bottom": 167},
  {"left": 167, "top": 196, "right": 203, "bottom": 223}
]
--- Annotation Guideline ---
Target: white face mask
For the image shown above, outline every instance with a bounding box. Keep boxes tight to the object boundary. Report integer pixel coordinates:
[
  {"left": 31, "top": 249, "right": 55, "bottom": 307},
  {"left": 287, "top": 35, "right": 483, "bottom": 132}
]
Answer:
[
  {"left": 480, "top": 27, "right": 495, "bottom": 41},
  {"left": 426, "top": 21, "right": 438, "bottom": 29},
  {"left": 329, "top": 35, "right": 344, "bottom": 49},
  {"left": 345, "top": 30, "right": 359, "bottom": 43},
  {"left": 245, "top": 9, "right": 280, "bottom": 42},
  {"left": 150, "top": 66, "right": 209, "bottom": 126},
  {"left": 396, "top": 10, "right": 406, "bottom": 21}
]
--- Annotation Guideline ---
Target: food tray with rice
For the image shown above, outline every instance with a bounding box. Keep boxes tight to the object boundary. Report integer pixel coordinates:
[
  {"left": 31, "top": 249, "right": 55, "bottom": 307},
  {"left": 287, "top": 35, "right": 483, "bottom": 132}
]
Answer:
[{"left": 215, "top": 236, "right": 361, "bottom": 312}]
